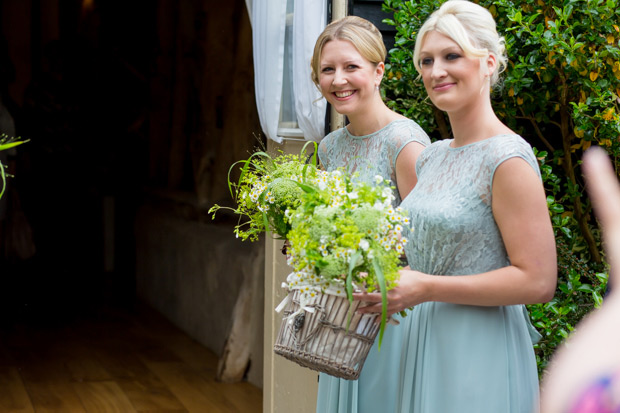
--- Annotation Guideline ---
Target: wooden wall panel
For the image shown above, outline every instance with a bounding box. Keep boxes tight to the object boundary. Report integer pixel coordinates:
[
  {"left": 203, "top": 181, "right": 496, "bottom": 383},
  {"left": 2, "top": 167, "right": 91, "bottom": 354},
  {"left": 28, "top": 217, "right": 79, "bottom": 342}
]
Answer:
[
  {"left": 148, "top": 0, "right": 178, "bottom": 187},
  {"left": 147, "top": 0, "right": 260, "bottom": 205},
  {"left": 203, "top": 1, "right": 261, "bottom": 206},
  {"left": 1, "top": 0, "right": 33, "bottom": 107}
]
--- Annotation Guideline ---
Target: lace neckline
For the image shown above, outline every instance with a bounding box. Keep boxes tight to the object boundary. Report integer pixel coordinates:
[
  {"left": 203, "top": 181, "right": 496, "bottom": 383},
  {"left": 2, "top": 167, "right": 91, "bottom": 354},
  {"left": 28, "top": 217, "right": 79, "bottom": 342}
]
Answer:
[
  {"left": 446, "top": 133, "right": 519, "bottom": 150},
  {"left": 344, "top": 119, "right": 409, "bottom": 139}
]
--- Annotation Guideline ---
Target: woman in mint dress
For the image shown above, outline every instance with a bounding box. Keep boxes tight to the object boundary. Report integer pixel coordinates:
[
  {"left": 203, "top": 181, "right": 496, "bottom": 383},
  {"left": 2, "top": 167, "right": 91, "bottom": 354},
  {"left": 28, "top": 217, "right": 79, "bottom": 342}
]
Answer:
[
  {"left": 308, "top": 16, "right": 430, "bottom": 413},
  {"left": 342, "top": 2, "right": 557, "bottom": 412}
]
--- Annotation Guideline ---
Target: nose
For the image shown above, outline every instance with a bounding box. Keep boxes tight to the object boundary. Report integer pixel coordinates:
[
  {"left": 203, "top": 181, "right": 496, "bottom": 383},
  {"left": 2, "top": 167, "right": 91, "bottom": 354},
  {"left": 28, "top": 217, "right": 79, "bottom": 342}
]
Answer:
[
  {"left": 430, "top": 61, "right": 447, "bottom": 79},
  {"left": 332, "top": 69, "right": 347, "bottom": 86}
]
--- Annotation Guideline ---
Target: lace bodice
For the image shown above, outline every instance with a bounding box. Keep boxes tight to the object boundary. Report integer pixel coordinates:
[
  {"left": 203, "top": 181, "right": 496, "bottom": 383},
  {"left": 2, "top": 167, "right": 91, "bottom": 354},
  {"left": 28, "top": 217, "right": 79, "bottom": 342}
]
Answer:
[
  {"left": 402, "top": 134, "right": 541, "bottom": 275},
  {"left": 318, "top": 119, "right": 431, "bottom": 205}
]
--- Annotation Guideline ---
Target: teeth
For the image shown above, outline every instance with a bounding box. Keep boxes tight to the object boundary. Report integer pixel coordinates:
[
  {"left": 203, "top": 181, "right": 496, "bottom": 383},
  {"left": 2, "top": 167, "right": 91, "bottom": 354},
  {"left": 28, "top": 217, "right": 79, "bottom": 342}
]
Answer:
[{"left": 335, "top": 91, "right": 353, "bottom": 98}]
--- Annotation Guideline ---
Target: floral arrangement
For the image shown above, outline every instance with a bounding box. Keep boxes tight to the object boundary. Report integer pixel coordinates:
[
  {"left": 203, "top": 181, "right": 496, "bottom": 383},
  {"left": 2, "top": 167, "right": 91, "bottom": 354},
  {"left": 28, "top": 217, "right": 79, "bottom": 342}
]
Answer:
[
  {"left": 208, "top": 143, "right": 319, "bottom": 242},
  {"left": 283, "top": 170, "right": 410, "bottom": 346},
  {"left": 211, "top": 144, "right": 410, "bottom": 347},
  {"left": 0, "top": 134, "right": 28, "bottom": 199}
]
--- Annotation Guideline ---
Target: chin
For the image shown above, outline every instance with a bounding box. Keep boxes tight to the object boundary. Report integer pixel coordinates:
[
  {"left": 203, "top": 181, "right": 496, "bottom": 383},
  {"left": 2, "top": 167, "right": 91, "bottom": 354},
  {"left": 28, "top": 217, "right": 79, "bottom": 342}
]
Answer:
[
  {"left": 430, "top": 96, "right": 462, "bottom": 113},
  {"left": 331, "top": 103, "right": 356, "bottom": 117},
  {"left": 429, "top": 100, "right": 450, "bottom": 112}
]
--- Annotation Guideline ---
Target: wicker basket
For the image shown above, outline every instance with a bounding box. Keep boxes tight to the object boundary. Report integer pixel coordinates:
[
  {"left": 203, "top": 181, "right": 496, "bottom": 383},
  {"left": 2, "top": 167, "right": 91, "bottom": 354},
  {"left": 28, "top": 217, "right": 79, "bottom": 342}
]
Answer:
[{"left": 274, "top": 289, "right": 380, "bottom": 380}]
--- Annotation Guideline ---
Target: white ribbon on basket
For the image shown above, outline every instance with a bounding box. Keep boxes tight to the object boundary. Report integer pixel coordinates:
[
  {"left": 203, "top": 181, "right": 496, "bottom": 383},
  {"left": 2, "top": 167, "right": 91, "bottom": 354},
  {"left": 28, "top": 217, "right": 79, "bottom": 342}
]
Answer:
[
  {"left": 275, "top": 272, "right": 352, "bottom": 324},
  {"left": 275, "top": 271, "right": 401, "bottom": 326}
]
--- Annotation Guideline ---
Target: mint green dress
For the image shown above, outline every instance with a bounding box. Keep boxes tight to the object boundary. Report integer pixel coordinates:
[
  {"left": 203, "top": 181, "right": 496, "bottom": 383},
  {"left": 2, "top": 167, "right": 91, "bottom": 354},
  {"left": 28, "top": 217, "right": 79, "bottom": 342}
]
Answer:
[{"left": 316, "top": 134, "right": 543, "bottom": 413}]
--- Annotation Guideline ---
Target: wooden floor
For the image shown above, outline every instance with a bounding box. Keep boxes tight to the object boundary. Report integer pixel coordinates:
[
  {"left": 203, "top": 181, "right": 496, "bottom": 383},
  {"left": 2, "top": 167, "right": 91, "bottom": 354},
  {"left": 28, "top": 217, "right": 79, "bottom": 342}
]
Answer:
[{"left": 0, "top": 302, "right": 262, "bottom": 413}]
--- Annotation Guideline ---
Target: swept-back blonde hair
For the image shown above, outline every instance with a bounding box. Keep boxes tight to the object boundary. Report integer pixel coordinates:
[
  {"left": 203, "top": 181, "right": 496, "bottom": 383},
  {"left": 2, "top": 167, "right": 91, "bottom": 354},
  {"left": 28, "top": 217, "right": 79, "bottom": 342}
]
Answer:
[
  {"left": 413, "top": 0, "right": 507, "bottom": 86},
  {"left": 310, "top": 16, "right": 386, "bottom": 88}
]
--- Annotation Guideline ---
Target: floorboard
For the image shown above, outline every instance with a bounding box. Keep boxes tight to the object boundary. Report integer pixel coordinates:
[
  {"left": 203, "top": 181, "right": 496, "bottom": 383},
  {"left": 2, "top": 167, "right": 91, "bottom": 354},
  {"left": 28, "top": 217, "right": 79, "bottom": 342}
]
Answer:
[{"left": 0, "top": 302, "right": 262, "bottom": 412}]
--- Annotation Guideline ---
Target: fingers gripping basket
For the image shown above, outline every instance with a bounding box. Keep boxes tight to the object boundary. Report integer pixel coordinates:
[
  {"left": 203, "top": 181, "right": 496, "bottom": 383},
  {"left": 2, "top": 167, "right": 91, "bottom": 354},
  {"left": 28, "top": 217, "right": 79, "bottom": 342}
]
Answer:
[{"left": 274, "top": 289, "right": 380, "bottom": 380}]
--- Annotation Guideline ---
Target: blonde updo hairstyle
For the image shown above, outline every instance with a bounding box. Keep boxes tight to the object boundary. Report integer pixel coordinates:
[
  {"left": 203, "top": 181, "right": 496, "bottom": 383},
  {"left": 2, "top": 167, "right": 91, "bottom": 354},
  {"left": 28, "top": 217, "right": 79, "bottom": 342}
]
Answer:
[
  {"left": 310, "top": 16, "right": 387, "bottom": 89},
  {"left": 413, "top": 0, "right": 507, "bottom": 87}
]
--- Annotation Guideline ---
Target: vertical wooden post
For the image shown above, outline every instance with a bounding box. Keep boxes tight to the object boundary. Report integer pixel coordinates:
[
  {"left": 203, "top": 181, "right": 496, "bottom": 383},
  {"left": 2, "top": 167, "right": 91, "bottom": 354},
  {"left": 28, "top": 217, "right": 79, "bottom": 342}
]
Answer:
[{"left": 263, "top": 138, "right": 319, "bottom": 413}]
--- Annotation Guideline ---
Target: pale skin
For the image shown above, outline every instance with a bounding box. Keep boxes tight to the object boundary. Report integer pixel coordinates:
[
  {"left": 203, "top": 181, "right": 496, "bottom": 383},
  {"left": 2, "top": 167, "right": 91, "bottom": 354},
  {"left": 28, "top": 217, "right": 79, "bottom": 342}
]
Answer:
[
  {"left": 356, "top": 31, "right": 557, "bottom": 315},
  {"left": 540, "top": 147, "right": 620, "bottom": 413},
  {"left": 318, "top": 39, "right": 425, "bottom": 200}
]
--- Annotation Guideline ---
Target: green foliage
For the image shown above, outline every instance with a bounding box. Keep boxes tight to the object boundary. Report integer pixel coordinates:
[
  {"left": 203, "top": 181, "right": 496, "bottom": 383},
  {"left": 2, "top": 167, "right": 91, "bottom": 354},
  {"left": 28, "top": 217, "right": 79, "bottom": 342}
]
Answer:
[
  {"left": 208, "top": 142, "right": 319, "bottom": 242},
  {"left": 528, "top": 149, "right": 608, "bottom": 373},
  {"left": 381, "top": 0, "right": 618, "bottom": 374},
  {"left": 0, "top": 134, "right": 28, "bottom": 199}
]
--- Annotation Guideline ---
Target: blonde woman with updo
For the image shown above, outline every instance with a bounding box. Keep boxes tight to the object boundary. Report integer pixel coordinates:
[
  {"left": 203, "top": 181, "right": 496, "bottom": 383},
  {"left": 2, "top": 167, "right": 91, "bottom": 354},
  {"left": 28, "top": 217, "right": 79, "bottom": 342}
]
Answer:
[{"left": 324, "top": 1, "right": 557, "bottom": 412}]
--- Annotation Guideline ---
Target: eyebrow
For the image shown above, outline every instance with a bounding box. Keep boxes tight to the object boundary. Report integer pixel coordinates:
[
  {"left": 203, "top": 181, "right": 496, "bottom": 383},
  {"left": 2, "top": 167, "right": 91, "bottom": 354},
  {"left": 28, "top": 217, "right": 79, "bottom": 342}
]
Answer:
[
  {"left": 320, "top": 59, "right": 361, "bottom": 67},
  {"left": 419, "top": 46, "right": 462, "bottom": 57}
]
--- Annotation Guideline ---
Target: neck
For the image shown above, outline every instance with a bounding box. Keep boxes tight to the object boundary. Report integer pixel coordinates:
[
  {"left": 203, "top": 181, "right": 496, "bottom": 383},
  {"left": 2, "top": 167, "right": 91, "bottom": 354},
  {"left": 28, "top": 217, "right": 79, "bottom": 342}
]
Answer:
[
  {"left": 447, "top": 96, "right": 509, "bottom": 146},
  {"left": 346, "top": 99, "right": 402, "bottom": 136}
]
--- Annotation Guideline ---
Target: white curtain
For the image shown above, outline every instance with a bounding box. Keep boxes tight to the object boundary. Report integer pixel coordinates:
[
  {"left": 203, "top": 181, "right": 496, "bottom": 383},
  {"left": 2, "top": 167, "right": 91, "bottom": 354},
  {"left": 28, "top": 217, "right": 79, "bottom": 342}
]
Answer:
[
  {"left": 250, "top": 0, "right": 327, "bottom": 142},
  {"left": 251, "top": 0, "right": 287, "bottom": 143},
  {"left": 292, "top": 0, "right": 327, "bottom": 142},
  {"left": 245, "top": 0, "right": 252, "bottom": 25}
]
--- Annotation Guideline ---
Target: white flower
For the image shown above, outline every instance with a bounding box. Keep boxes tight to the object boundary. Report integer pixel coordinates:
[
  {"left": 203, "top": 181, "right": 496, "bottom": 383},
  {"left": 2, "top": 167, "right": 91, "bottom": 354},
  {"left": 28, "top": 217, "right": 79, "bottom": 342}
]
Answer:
[
  {"left": 374, "top": 175, "right": 384, "bottom": 184},
  {"left": 348, "top": 191, "right": 359, "bottom": 200},
  {"left": 359, "top": 239, "right": 369, "bottom": 251}
]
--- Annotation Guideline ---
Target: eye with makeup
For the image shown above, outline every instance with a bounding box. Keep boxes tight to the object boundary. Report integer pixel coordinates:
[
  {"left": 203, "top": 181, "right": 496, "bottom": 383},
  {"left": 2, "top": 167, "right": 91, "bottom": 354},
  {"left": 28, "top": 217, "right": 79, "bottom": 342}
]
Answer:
[
  {"left": 419, "top": 56, "right": 433, "bottom": 67},
  {"left": 420, "top": 51, "right": 463, "bottom": 68}
]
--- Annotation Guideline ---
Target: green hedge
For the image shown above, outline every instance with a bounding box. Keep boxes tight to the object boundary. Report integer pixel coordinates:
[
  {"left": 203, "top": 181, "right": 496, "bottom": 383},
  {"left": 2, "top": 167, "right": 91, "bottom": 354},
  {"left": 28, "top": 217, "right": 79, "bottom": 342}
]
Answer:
[{"left": 381, "top": 0, "right": 619, "bottom": 375}]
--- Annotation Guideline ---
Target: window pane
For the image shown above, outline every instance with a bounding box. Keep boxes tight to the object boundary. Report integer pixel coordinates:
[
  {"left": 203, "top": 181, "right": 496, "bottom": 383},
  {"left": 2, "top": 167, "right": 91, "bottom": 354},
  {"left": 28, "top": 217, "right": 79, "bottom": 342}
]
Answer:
[{"left": 279, "top": 0, "right": 298, "bottom": 130}]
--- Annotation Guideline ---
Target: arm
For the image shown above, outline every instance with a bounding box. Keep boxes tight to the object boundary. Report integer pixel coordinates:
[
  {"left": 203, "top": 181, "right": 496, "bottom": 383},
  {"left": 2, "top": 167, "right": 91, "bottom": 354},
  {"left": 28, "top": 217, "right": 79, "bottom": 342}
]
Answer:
[
  {"left": 541, "top": 147, "right": 620, "bottom": 413},
  {"left": 394, "top": 141, "right": 426, "bottom": 200},
  {"left": 357, "top": 157, "right": 557, "bottom": 315}
]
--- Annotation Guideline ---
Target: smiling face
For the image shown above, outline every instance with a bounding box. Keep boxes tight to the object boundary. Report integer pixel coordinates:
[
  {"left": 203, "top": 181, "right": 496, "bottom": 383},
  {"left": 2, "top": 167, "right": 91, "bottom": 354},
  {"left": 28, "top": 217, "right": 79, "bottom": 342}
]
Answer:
[
  {"left": 318, "top": 39, "right": 383, "bottom": 118},
  {"left": 418, "top": 31, "right": 493, "bottom": 114}
]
